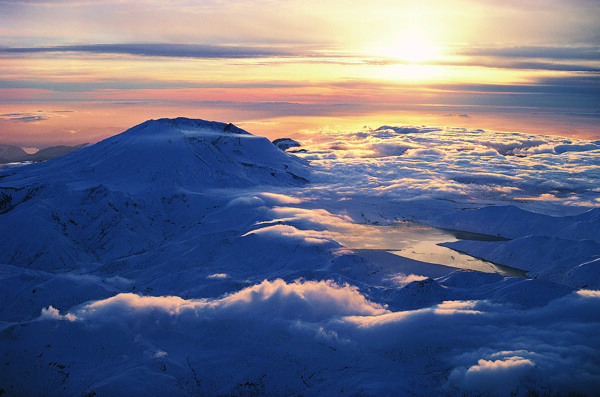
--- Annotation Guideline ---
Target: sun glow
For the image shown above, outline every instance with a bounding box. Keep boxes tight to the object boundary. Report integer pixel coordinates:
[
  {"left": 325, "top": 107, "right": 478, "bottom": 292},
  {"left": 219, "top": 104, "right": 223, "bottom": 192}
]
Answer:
[{"left": 378, "top": 28, "right": 442, "bottom": 64}]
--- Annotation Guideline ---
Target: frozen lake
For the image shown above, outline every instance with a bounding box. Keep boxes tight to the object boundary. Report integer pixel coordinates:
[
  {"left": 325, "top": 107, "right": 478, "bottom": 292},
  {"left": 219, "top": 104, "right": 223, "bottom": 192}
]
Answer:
[{"left": 333, "top": 222, "right": 526, "bottom": 277}]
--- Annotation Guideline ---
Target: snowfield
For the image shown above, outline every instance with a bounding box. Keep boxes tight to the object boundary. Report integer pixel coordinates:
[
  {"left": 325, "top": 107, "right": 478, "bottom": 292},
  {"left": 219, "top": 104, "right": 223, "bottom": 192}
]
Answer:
[{"left": 1, "top": 118, "right": 599, "bottom": 396}]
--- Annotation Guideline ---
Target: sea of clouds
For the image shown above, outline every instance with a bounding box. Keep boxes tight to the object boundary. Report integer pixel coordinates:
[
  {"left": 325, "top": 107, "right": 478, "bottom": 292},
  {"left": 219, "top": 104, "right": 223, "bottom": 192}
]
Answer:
[{"left": 295, "top": 125, "right": 600, "bottom": 215}]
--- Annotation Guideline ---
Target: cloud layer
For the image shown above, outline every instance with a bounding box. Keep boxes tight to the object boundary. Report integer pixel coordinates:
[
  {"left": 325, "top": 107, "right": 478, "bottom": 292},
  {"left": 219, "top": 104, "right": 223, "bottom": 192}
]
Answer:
[
  {"left": 296, "top": 126, "right": 600, "bottom": 213},
  {"left": 26, "top": 280, "right": 600, "bottom": 396},
  {"left": 0, "top": 43, "right": 304, "bottom": 59}
]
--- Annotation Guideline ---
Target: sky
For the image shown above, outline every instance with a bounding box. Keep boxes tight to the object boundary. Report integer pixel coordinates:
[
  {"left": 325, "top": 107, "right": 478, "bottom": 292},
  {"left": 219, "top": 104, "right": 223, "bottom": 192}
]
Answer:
[{"left": 1, "top": 0, "right": 599, "bottom": 147}]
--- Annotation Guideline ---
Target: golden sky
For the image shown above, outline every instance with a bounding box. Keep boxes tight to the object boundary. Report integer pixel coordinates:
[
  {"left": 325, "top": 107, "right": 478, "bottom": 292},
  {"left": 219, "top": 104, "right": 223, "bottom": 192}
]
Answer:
[{"left": 1, "top": 0, "right": 599, "bottom": 146}]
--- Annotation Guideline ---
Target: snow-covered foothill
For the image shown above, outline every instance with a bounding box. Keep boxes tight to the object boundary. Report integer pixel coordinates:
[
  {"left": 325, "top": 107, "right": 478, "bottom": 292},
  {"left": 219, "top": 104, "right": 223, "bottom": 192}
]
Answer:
[{"left": 442, "top": 235, "right": 600, "bottom": 289}]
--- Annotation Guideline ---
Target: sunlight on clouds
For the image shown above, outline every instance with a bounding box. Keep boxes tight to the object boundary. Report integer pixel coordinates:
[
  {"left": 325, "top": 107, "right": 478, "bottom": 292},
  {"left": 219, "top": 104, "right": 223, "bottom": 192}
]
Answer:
[
  {"left": 343, "top": 300, "right": 484, "bottom": 328},
  {"left": 207, "top": 273, "right": 229, "bottom": 279},
  {"left": 39, "top": 305, "right": 77, "bottom": 322},
  {"left": 342, "top": 309, "right": 426, "bottom": 328},
  {"left": 577, "top": 289, "right": 600, "bottom": 298},
  {"left": 242, "top": 224, "right": 334, "bottom": 245},
  {"left": 268, "top": 206, "right": 353, "bottom": 227},
  {"left": 389, "top": 274, "right": 428, "bottom": 287},
  {"left": 468, "top": 356, "right": 535, "bottom": 374},
  {"left": 451, "top": 355, "right": 536, "bottom": 394},
  {"left": 40, "top": 279, "right": 389, "bottom": 324},
  {"left": 219, "top": 279, "right": 388, "bottom": 319},
  {"left": 257, "top": 192, "right": 304, "bottom": 205},
  {"left": 433, "top": 300, "right": 483, "bottom": 315},
  {"left": 82, "top": 293, "right": 203, "bottom": 317},
  {"left": 295, "top": 126, "right": 600, "bottom": 213}
]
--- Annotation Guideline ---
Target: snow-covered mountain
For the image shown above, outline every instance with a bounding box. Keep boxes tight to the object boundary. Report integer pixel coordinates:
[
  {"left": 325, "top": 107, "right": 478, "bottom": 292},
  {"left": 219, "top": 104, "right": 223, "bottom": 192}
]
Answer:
[
  {"left": 1, "top": 118, "right": 309, "bottom": 191},
  {"left": 1, "top": 119, "right": 598, "bottom": 396},
  {"left": 0, "top": 118, "right": 313, "bottom": 288}
]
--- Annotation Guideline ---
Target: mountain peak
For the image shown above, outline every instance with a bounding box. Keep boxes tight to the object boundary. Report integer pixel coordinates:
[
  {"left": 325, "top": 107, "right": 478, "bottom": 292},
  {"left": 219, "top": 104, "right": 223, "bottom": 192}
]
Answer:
[{"left": 135, "top": 117, "right": 250, "bottom": 136}]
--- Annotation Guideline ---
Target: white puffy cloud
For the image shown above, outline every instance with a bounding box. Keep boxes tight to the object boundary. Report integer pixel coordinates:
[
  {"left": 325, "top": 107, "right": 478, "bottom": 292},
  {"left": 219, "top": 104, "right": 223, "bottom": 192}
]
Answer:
[
  {"left": 50, "top": 279, "right": 388, "bottom": 324},
  {"left": 450, "top": 354, "right": 536, "bottom": 394},
  {"left": 207, "top": 273, "right": 229, "bottom": 279},
  {"left": 218, "top": 279, "right": 388, "bottom": 320},
  {"left": 389, "top": 273, "right": 428, "bottom": 286},
  {"left": 578, "top": 289, "right": 600, "bottom": 298},
  {"left": 266, "top": 206, "right": 354, "bottom": 230},
  {"left": 257, "top": 192, "right": 304, "bottom": 205},
  {"left": 225, "top": 195, "right": 266, "bottom": 208},
  {"left": 242, "top": 224, "right": 334, "bottom": 245},
  {"left": 38, "top": 305, "right": 77, "bottom": 322}
]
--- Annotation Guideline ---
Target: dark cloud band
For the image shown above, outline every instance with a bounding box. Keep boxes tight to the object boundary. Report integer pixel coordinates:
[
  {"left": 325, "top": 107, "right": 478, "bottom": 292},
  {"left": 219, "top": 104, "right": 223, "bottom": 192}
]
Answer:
[
  {"left": 460, "top": 45, "right": 600, "bottom": 61},
  {"left": 0, "top": 43, "right": 300, "bottom": 59}
]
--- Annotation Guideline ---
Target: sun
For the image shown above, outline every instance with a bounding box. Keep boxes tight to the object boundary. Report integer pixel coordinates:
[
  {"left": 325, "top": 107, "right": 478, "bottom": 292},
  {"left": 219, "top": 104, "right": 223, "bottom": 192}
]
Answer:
[
  {"left": 367, "top": 27, "right": 447, "bottom": 82},
  {"left": 378, "top": 28, "right": 441, "bottom": 63}
]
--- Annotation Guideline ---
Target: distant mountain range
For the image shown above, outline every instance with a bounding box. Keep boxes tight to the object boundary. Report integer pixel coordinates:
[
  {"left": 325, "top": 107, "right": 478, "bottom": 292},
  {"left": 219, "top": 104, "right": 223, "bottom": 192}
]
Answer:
[{"left": 0, "top": 143, "right": 89, "bottom": 164}]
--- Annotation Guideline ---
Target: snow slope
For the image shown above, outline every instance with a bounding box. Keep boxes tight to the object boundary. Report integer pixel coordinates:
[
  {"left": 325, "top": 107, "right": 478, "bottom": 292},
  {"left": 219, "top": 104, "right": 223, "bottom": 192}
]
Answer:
[
  {"left": 431, "top": 205, "right": 600, "bottom": 242},
  {"left": 428, "top": 205, "right": 600, "bottom": 288},
  {"left": 1, "top": 119, "right": 598, "bottom": 396},
  {"left": 442, "top": 236, "right": 600, "bottom": 288}
]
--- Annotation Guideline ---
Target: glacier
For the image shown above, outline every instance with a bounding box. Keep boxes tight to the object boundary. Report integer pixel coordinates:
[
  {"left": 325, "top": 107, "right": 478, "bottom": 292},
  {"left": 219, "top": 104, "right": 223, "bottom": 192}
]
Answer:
[{"left": 0, "top": 118, "right": 599, "bottom": 396}]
